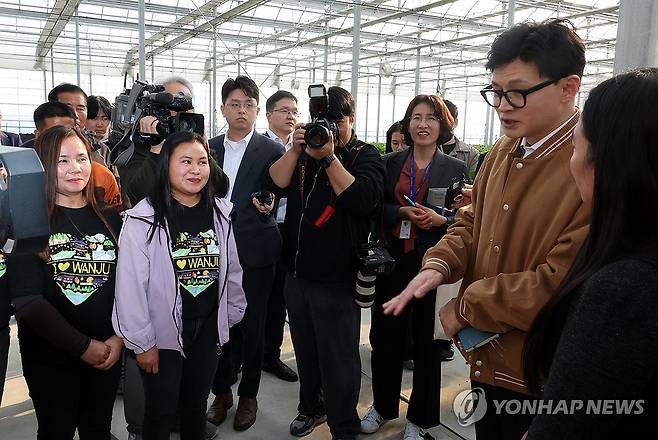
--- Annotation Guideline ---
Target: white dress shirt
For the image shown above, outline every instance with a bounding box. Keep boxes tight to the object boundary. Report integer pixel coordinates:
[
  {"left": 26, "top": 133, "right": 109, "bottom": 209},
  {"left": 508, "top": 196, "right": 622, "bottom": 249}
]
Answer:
[
  {"left": 520, "top": 110, "right": 578, "bottom": 158},
  {"left": 223, "top": 129, "right": 255, "bottom": 200},
  {"left": 266, "top": 129, "right": 292, "bottom": 223}
]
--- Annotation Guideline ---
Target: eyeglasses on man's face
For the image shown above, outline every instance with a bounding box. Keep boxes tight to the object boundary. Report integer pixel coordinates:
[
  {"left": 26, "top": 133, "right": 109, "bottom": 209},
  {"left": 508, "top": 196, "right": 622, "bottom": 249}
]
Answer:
[
  {"left": 226, "top": 101, "right": 257, "bottom": 111},
  {"left": 480, "top": 78, "right": 559, "bottom": 109},
  {"left": 271, "top": 108, "right": 300, "bottom": 118}
]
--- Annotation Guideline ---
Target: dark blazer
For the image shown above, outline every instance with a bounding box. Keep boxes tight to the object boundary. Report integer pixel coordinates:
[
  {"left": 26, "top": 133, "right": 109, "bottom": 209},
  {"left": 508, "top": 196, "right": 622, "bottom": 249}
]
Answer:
[
  {"left": 209, "top": 132, "right": 285, "bottom": 268},
  {"left": 382, "top": 148, "right": 468, "bottom": 257},
  {"left": 0, "top": 131, "right": 22, "bottom": 147}
]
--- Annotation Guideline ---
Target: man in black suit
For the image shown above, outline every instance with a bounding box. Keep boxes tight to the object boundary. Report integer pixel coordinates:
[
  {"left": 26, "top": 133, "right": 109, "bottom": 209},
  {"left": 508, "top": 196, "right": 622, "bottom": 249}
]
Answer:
[
  {"left": 261, "top": 90, "right": 300, "bottom": 383},
  {"left": 207, "top": 76, "right": 284, "bottom": 432},
  {"left": 0, "top": 109, "right": 22, "bottom": 146}
]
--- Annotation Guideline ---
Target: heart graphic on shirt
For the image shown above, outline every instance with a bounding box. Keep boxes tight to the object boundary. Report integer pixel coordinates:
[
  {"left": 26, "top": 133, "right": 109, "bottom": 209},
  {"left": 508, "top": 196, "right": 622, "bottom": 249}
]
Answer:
[
  {"left": 176, "top": 260, "right": 187, "bottom": 269},
  {"left": 58, "top": 262, "right": 70, "bottom": 272}
]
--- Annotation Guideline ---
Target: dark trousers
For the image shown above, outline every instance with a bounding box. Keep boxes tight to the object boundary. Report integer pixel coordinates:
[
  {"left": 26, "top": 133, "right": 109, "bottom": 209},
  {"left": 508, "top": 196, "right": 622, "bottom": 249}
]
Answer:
[
  {"left": 472, "top": 381, "right": 537, "bottom": 440},
  {"left": 263, "top": 259, "right": 287, "bottom": 363},
  {"left": 285, "top": 273, "right": 361, "bottom": 438},
  {"left": 0, "top": 325, "right": 8, "bottom": 403},
  {"left": 141, "top": 312, "right": 219, "bottom": 440},
  {"left": 213, "top": 263, "right": 275, "bottom": 398},
  {"left": 370, "top": 249, "right": 442, "bottom": 429},
  {"left": 20, "top": 341, "right": 121, "bottom": 440},
  {"left": 1, "top": 291, "right": 11, "bottom": 403},
  {"left": 123, "top": 354, "right": 145, "bottom": 431}
]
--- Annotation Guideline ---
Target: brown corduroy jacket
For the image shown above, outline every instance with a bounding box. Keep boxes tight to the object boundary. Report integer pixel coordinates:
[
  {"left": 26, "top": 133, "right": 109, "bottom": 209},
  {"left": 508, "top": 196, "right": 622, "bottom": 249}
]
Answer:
[{"left": 422, "top": 112, "right": 590, "bottom": 395}]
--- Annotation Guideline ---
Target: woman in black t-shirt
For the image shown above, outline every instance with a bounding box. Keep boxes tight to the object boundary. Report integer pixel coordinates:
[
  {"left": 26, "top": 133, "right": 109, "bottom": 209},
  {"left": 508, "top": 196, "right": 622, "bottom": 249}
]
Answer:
[
  {"left": 7, "top": 126, "right": 123, "bottom": 439},
  {"left": 112, "top": 131, "right": 245, "bottom": 440}
]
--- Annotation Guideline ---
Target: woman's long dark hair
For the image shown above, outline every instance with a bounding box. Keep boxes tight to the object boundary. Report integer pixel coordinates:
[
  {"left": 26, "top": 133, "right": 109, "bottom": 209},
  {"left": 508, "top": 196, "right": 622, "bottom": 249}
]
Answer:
[
  {"left": 34, "top": 126, "right": 117, "bottom": 244},
  {"left": 146, "top": 131, "right": 228, "bottom": 243},
  {"left": 523, "top": 68, "right": 658, "bottom": 394}
]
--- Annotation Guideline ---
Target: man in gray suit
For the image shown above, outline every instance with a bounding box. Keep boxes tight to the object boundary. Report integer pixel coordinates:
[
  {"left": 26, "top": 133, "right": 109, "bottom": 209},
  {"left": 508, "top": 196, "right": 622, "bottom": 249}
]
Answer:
[{"left": 207, "top": 76, "right": 284, "bottom": 432}]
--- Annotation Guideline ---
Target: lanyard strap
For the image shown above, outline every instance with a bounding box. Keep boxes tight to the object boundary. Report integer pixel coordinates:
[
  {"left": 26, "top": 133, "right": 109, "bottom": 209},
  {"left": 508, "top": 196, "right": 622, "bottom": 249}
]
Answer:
[{"left": 409, "top": 151, "right": 434, "bottom": 201}]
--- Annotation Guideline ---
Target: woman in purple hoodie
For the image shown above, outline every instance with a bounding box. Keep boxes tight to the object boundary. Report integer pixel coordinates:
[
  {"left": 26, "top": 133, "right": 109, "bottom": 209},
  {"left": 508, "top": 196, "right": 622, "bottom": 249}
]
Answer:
[{"left": 112, "top": 131, "right": 246, "bottom": 440}]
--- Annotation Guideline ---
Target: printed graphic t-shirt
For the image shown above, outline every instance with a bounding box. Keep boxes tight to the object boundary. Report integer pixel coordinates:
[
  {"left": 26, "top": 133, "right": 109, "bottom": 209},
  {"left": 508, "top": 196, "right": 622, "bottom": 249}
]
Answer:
[
  {"left": 171, "top": 200, "right": 221, "bottom": 319},
  {"left": 9, "top": 205, "right": 121, "bottom": 342}
]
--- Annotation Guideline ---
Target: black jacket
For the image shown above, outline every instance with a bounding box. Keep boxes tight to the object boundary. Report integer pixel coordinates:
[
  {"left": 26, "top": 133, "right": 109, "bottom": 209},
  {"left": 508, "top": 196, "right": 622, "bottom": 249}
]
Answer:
[
  {"left": 382, "top": 148, "right": 468, "bottom": 257},
  {"left": 117, "top": 138, "right": 159, "bottom": 207},
  {"left": 269, "top": 135, "right": 385, "bottom": 283},
  {"left": 210, "top": 132, "right": 285, "bottom": 268},
  {"left": 0, "top": 131, "right": 22, "bottom": 147}
]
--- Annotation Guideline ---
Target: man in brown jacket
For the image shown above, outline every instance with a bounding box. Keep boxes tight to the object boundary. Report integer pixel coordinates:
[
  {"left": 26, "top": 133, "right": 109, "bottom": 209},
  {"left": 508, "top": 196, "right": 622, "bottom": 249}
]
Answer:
[{"left": 383, "top": 20, "right": 590, "bottom": 440}]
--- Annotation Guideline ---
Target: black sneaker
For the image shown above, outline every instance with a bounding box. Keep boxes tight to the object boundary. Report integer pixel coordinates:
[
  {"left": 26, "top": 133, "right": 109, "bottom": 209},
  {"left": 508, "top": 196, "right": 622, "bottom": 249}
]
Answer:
[
  {"left": 440, "top": 340, "right": 454, "bottom": 361},
  {"left": 289, "top": 410, "right": 327, "bottom": 437}
]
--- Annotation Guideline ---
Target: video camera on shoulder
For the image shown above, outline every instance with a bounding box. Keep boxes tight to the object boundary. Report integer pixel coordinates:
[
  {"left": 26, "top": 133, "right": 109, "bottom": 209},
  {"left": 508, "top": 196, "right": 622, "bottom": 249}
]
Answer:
[
  {"left": 109, "top": 78, "right": 204, "bottom": 166},
  {"left": 304, "top": 84, "right": 339, "bottom": 150}
]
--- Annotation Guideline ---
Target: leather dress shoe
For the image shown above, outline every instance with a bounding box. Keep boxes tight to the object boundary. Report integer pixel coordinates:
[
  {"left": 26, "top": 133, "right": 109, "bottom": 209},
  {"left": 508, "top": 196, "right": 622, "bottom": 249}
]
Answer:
[
  {"left": 207, "top": 391, "right": 233, "bottom": 426},
  {"left": 234, "top": 396, "right": 258, "bottom": 431},
  {"left": 263, "top": 358, "right": 299, "bottom": 382}
]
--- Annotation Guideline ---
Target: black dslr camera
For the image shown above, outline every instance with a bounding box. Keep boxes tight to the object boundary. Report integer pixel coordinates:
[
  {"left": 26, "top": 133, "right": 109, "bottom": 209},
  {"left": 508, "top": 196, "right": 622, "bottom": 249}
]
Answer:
[
  {"left": 108, "top": 79, "right": 204, "bottom": 166},
  {"left": 354, "top": 242, "right": 396, "bottom": 308},
  {"left": 304, "top": 84, "right": 339, "bottom": 149}
]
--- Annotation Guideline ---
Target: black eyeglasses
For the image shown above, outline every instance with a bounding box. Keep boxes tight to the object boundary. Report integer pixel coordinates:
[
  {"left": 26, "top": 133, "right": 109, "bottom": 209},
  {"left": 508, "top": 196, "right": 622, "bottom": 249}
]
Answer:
[{"left": 480, "top": 78, "right": 559, "bottom": 109}]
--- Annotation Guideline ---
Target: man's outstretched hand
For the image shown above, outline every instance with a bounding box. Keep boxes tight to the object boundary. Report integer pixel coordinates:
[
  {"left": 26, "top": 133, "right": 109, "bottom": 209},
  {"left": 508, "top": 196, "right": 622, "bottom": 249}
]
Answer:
[{"left": 382, "top": 269, "right": 445, "bottom": 316}]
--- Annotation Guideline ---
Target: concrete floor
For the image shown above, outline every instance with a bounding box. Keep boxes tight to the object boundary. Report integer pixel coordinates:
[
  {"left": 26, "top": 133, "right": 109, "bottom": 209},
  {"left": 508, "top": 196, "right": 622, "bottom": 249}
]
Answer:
[{"left": 0, "top": 312, "right": 475, "bottom": 440}]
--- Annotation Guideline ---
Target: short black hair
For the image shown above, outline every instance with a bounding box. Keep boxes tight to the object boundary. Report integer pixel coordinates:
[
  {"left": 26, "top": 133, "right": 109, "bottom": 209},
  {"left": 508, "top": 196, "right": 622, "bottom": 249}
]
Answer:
[
  {"left": 33, "top": 101, "right": 76, "bottom": 130},
  {"left": 87, "top": 95, "right": 113, "bottom": 120},
  {"left": 266, "top": 90, "right": 297, "bottom": 113},
  {"left": 443, "top": 99, "right": 458, "bottom": 120},
  {"left": 327, "top": 86, "right": 355, "bottom": 121},
  {"left": 486, "top": 19, "right": 586, "bottom": 80},
  {"left": 221, "top": 76, "right": 259, "bottom": 104},
  {"left": 47, "top": 83, "right": 88, "bottom": 103}
]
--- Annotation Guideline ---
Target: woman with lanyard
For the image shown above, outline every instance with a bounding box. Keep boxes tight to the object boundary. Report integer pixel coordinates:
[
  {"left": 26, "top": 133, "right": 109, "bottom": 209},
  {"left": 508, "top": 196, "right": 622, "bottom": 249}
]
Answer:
[
  {"left": 7, "top": 126, "right": 123, "bottom": 439},
  {"left": 361, "top": 95, "right": 467, "bottom": 440},
  {"left": 112, "top": 131, "right": 246, "bottom": 440}
]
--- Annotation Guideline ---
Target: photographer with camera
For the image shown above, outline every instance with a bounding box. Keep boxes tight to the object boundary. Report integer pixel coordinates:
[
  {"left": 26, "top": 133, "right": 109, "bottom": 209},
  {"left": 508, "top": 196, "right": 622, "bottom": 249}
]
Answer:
[
  {"left": 115, "top": 76, "right": 202, "bottom": 206},
  {"left": 360, "top": 95, "right": 467, "bottom": 440},
  {"left": 268, "top": 85, "right": 384, "bottom": 440}
]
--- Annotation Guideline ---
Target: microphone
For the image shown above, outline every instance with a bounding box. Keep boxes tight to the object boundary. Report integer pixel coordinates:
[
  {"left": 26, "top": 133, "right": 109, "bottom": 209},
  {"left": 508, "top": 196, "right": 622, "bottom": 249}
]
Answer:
[{"left": 145, "top": 92, "right": 174, "bottom": 105}]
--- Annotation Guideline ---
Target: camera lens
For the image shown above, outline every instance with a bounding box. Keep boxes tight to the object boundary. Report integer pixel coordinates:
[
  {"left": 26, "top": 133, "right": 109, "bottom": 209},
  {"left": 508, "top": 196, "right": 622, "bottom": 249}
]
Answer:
[
  {"left": 355, "top": 270, "right": 376, "bottom": 308},
  {"left": 304, "top": 123, "right": 329, "bottom": 149}
]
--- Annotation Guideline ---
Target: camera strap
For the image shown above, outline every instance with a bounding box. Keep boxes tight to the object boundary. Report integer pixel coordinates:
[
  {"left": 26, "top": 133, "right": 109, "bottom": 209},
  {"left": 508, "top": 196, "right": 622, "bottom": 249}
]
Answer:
[{"left": 299, "top": 154, "right": 337, "bottom": 228}]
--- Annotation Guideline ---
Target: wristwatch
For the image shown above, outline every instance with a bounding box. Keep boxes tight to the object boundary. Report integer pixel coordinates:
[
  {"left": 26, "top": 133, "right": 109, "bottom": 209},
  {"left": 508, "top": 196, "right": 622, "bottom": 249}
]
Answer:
[{"left": 319, "top": 154, "right": 337, "bottom": 169}]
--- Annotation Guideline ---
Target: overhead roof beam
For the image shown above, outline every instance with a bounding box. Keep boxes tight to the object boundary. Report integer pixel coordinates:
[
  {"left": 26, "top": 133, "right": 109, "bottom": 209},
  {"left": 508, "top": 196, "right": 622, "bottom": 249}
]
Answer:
[
  {"left": 34, "top": 0, "right": 81, "bottom": 68},
  {"left": 123, "top": 0, "right": 230, "bottom": 71},
  {"left": 123, "top": 0, "right": 268, "bottom": 70}
]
